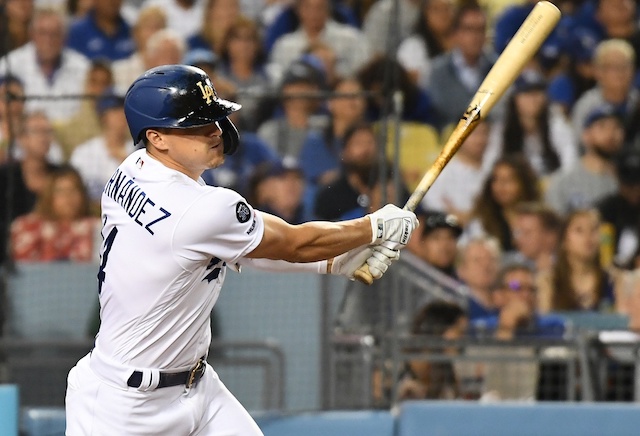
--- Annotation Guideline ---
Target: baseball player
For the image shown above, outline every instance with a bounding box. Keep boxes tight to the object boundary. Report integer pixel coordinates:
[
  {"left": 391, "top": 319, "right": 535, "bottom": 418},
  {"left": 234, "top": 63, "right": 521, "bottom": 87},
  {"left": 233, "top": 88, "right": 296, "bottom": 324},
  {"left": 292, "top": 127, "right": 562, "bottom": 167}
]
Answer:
[{"left": 64, "top": 64, "right": 418, "bottom": 435}]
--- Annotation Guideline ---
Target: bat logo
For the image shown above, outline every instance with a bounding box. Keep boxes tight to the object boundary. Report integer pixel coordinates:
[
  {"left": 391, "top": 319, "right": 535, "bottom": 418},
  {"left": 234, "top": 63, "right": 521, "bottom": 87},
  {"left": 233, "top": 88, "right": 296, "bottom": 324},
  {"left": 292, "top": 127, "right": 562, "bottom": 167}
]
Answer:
[{"left": 462, "top": 105, "right": 481, "bottom": 123}]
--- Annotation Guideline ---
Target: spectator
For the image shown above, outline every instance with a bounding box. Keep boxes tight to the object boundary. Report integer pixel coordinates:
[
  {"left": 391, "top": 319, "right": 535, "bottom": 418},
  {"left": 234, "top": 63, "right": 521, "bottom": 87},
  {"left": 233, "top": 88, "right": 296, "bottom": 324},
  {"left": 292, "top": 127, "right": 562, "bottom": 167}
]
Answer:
[
  {"left": 201, "top": 111, "right": 281, "bottom": 195},
  {"left": 548, "top": 28, "right": 598, "bottom": 116},
  {"left": 11, "top": 111, "right": 63, "bottom": 164},
  {"left": 356, "top": 55, "right": 435, "bottom": 125},
  {"left": 268, "top": 0, "right": 372, "bottom": 84},
  {"left": 188, "top": 0, "right": 242, "bottom": 55},
  {"left": 262, "top": 0, "right": 359, "bottom": 54},
  {"left": 456, "top": 235, "right": 501, "bottom": 320},
  {"left": 537, "top": 208, "right": 617, "bottom": 312},
  {"left": 411, "top": 210, "right": 463, "bottom": 280},
  {"left": 70, "top": 91, "right": 129, "bottom": 204},
  {"left": 428, "top": 3, "right": 497, "bottom": 130},
  {"left": 0, "top": 7, "right": 90, "bottom": 124},
  {"left": 472, "top": 262, "right": 566, "bottom": 339},
  {"left": 183, "top": 48, "right": 237, "bottom": 101},
  {"left": 66, "top": 0, "right": 134, "bottom": 61},
  {"left": 111, "top": 6, "right": 167, "bottom": 95},
  {"left": 314, "top": 122, "right": 378, "bottom": 221},
  {"left": 303, "top": 41, "right": 338, "bottom": 89},
  {"left": 396, "top": 0, "right": 456, "bottom": 91},
  {"left": 247, "top": 161, "right": 307, "bottom": 224},
  {"left": 0, "top": 111, "right": 60, "bottom": 264},
  {"left": 257, "top": 57, "right": 327, "bottom": 161},
  {"left": 422, "top": 119, "right": 490, "bottom": 225},
  {"left": 362, "top": 0, "right": 420, "bottom": 57},
  {"left": 2, "top": 0, "right": 34, "bottom": 55},
  {"left": 397, "top": 300, "right": 468, "bottom": 401},
  {"left": 483, "top": 69, "right": 578, "bottom": 178},
  {"left": 141, "top": 0, "right": 205, "bottom": 39},
  {"left": 571, "top": 39, "right": 638, "bottom": 136},
  {"left": 10, "top": 165, "right": 99, "bottom": 262},
  {"left": 596, "top": 147, "right": 640, "bottom": 270},
  {"left": 299, "top": 77, "right": 366, "bottom": 188},
  {"left": 218, "top": 17, "right": 270, "bottom": 132},
  {"left": 545, "top": 105, "right": 622, "bottom": 216},
  {"left": 54, "top": 59, "right": 114, "bottom": 160},
  {"left": 0, "top": 75, "right": 26, "bottom": 162},
  {"left": 464, "top": 155, "right": 540, "bottom": 252},
  {"left": 506, "top": 202, "right": 562, "bottom": 273}
]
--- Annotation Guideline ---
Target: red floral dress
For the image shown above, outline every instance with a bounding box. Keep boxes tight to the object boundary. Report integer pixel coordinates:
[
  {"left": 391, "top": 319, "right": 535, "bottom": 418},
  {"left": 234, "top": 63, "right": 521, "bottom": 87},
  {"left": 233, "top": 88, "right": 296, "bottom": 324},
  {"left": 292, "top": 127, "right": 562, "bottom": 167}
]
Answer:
[{"left": 10, "top": 213, "right": 100, "bottom": 262}]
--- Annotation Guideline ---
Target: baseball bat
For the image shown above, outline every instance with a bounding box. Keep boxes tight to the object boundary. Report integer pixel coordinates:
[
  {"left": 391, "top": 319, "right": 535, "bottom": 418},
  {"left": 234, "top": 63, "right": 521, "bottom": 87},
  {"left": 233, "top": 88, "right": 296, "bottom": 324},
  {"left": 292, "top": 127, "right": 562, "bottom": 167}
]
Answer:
[{"left": 354, "top": 1, "right": 561, "bottom": 284}]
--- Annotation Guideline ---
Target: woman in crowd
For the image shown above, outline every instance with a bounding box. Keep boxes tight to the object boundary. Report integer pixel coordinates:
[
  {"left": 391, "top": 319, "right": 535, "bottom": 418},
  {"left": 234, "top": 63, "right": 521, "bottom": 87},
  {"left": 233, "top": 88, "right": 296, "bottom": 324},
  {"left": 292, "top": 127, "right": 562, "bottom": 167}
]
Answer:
[
  {"left": 299, "top": 77, "right": 367, "bottom": 188},
  {"left": 188, "top": 0, "right": 243, "bottom": 54},
  {"left": 10, "top": 165, "right": 99, "bottom": 262},
  {"left": 218, "top": 17, "right": 269, "bottom": 132},
  {"left": 537, "top": 208, "right": 617, "bottom": 312},
  {"left": 483, "top": 69, "right": 578, "bottom": 178},
  {"left": 396, "top": 0, "right": 456, "bottom": 91},
  {"left": 464, "top": 155, "right": 540, "bottom": 252}
]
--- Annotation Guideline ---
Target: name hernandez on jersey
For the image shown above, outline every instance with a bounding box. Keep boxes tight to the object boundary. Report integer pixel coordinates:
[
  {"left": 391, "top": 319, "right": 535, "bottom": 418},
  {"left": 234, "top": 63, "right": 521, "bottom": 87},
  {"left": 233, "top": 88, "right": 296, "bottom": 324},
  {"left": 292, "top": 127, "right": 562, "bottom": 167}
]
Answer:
[{"left": 103, "top": 167, "right": 172, "bottom": 235}]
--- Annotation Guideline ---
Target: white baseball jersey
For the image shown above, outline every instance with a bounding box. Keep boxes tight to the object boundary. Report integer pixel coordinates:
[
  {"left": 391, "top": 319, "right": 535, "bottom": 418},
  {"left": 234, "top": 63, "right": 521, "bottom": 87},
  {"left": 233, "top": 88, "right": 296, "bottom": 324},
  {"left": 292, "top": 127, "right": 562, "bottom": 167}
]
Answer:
[{"left": 94, "top": 148, "right": 264, "bottom": 370}]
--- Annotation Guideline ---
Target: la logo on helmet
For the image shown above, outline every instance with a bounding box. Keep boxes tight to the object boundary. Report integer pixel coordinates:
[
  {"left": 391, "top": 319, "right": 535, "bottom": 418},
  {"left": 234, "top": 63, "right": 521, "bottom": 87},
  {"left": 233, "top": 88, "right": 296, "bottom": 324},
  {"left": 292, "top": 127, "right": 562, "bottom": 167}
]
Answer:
[{"left": 196, "top": 81, "right": 214, "bottom": 105}]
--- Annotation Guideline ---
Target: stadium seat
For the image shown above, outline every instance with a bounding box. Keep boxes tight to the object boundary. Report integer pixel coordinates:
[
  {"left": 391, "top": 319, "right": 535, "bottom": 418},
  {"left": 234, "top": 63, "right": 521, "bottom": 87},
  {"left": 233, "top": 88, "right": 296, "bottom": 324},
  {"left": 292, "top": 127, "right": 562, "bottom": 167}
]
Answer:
[
  {"left": 5, "top": 262, "right": 99, "bottom": 339},
  {"left": 257, "top": 410, "right": 394, "bottom": 436},
  {"left": 397, "top": 401, "right": 640, "bottom": 436},
  {"left": 0, "top": 385, "right": 19, "bottom": 436},
  {"left": 21, "top": 407, "right": 66, "bottom": 436}
]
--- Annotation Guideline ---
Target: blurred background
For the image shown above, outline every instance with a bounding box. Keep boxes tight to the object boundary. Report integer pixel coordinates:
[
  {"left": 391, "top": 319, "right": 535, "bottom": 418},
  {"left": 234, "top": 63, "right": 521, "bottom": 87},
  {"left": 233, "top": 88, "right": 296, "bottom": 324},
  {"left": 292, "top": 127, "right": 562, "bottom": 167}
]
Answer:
[{"left": 3, "top": 0, "right": 640, "bottom": 434}]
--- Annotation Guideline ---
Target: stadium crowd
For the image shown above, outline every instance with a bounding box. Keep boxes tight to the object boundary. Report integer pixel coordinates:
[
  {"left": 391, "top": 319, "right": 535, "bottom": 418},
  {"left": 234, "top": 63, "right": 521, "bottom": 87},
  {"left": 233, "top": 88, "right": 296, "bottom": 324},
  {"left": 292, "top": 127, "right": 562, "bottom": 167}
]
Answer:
[{"left": 3, "top": 0, "right": 640, "bottom": 403}]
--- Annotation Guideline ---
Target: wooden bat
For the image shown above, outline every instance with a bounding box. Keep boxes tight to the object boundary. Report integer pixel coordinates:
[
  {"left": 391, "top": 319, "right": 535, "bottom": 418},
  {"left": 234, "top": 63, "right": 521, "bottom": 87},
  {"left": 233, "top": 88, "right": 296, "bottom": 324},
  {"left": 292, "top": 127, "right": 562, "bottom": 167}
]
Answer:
[{"left": 354, "top": 1, "right": 561, "bottom": 284}]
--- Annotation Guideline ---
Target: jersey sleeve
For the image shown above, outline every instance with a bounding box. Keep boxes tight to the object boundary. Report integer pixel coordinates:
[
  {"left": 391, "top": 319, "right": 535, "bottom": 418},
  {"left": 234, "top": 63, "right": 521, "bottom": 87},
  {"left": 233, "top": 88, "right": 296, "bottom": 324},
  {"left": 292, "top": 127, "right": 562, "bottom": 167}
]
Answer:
[{"left": 173, "top": 187, "right": 264, "bottom": 264}]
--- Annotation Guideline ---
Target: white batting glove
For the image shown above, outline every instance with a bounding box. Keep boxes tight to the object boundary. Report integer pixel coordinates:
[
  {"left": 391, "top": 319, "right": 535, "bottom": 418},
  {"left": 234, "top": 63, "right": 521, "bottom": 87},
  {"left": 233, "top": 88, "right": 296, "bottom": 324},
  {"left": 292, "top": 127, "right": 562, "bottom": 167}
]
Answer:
[
  {"left": 367, "top": 204, "right": 419, "bottom": 248},
  {"left": 330, "top": 245, "right": 400, "bottom": 280}
]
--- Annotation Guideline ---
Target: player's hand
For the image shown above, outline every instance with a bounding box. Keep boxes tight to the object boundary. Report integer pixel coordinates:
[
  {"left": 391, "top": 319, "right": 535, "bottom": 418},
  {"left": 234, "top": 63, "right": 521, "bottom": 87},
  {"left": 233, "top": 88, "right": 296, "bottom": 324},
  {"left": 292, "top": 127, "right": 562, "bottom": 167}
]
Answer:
[
  {"left": 330, "top": 245, "right": 400, "bottom": 281},
  {"left": 367, "top": 204, "right": 418, "bottom": 248}
]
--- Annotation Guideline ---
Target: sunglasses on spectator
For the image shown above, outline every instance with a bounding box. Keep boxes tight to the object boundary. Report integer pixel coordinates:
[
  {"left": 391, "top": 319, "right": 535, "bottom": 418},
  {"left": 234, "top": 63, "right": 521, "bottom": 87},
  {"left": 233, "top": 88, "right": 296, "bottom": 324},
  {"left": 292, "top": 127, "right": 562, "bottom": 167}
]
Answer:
[{"left": 504, "top": 280, "right": 537, "bottom": 293}]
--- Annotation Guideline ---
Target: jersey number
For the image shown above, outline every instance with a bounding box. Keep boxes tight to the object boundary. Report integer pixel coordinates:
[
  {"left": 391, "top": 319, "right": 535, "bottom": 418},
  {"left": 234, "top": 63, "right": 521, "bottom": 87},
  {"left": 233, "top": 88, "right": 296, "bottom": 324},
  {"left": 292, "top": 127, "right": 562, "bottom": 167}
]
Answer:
[{"left": 97, "top": 227, "right": 118, "bottom": 294}]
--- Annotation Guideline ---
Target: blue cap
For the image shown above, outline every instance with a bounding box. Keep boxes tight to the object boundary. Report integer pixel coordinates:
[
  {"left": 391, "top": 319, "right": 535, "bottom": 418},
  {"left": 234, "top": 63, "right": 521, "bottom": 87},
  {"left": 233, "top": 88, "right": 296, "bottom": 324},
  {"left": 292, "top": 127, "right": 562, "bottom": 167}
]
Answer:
[
  {"left": 97, "top": 88, "right": 125, "bottom": 116},
  {"left": 583, "top": 105, "right": 623, "bottom": 128},
  {"left": 281, "top": 57, "right": 325, "bottom": 88},
  {"left": 183, "top": 49, "right": 219, "bottom": 68},
  {"left": 568, "top": 28, "right": 599, "bottom": 63},
  {"left": 514, "top": 69, "right": 547, "bottom": 93}
]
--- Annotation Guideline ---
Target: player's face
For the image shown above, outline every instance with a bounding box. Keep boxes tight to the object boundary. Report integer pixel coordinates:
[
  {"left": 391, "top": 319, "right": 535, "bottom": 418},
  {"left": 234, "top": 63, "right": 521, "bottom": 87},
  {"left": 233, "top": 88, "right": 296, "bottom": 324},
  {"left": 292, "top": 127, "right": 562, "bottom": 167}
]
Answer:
[{"left": 149, "top": 122, "right": 224, "bottom": 180}]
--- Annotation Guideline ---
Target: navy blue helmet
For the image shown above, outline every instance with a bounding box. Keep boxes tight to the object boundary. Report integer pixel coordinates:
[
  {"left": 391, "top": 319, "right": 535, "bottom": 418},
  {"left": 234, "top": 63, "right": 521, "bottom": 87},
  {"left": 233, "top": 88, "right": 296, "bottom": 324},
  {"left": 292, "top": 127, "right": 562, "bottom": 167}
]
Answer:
[{"left": 124, "top": 64, "right": 241, "bottom": 155}]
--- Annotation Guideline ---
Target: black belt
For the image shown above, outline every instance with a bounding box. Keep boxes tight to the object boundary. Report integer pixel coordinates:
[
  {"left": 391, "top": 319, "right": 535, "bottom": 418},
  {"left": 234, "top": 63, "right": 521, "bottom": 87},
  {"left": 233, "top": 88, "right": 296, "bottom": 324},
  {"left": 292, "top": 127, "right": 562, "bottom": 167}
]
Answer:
[{"left": 127, "top": 358, "right": 206, "bottom": 389}]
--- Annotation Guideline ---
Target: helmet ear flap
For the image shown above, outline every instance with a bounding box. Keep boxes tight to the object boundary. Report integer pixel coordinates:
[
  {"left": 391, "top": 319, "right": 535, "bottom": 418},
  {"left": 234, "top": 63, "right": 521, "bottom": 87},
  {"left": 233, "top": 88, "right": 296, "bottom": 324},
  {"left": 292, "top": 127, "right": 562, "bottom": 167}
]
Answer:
[{"left": 219, "top": 117, "right": 240, "bottom": 155}]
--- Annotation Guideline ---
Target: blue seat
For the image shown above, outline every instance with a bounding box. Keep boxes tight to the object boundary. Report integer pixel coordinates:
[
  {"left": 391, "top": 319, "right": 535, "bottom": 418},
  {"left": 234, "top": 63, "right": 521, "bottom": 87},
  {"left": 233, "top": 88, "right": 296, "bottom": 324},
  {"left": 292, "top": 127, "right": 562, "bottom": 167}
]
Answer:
[
  {"left": 6, "top": 262, "right": 99, "bottom": 339},
  {"left": 397, "top": 401, "right": 640, "bottom": 436},
  {"left": 0, "top": 385, "right": 19, "bottom": 436},
  {"left": 21, "top": 407, "right": 66, "bottom": 436},
  {"left": 257, "top": 411, "right": 394, "bottom": 436}
]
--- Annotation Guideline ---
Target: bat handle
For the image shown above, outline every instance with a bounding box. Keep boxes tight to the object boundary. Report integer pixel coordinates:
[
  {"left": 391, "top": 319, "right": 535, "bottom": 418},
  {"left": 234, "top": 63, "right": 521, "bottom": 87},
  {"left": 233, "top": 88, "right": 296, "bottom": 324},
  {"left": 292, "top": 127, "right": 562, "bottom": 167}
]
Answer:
[{"left": 354, "top": 264, "right": 374, "bottom": 285}]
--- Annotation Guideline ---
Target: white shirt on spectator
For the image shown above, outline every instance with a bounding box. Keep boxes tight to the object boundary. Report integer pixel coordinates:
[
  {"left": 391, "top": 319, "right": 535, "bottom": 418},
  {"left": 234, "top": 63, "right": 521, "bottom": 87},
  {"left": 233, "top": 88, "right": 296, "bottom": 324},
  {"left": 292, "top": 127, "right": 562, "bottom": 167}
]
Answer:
[
  {"left": 397, "top": 36, "right": 432, "bottom": 91},
  {"left": 362, "top": 0, "right": 419, "bottom": 56},
  {"left": 0, "top": 43, "right": 90, "bottom": 124},
  {"left": 141, "top": 0, "right": 204, "bottom": 39},
  {"left": 268, "top": 21, "right": 372, "bottom": 84},
  {"left": 112, "top": 53, "right": 146, "bottom": 95},
  {"left": 422, "top": 157, "right": 487, "bottom": 216},
  {"left": 70, "top": 137, "right": 127, "bottom": 201},
  {"left": 483, "top": 106, "right": 578, "bottom": 177}
]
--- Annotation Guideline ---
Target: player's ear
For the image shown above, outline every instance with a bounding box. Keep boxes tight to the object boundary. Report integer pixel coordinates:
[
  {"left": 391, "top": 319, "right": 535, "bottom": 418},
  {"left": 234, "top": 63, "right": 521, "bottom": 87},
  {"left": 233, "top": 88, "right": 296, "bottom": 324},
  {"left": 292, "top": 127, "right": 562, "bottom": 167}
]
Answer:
[{"left": 145, "top": 129, "right": 168, "bottom": 151}]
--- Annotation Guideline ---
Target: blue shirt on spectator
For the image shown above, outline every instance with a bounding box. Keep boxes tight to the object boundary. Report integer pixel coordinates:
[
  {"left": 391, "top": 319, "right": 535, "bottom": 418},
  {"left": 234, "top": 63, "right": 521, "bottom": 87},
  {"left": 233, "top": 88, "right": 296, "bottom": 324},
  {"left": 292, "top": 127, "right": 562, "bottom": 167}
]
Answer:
[
  {"left": 67, "top": 10, "right": 134, "bottom": 61},
  {"left": 298, "top": 130, "right": 341, "bottom": 186},
  {"left": 467, "top": 297, "right": 498, "bottom": 321},
  {"left": 470, "top": 314, "right": 566, "bottom": 339}
]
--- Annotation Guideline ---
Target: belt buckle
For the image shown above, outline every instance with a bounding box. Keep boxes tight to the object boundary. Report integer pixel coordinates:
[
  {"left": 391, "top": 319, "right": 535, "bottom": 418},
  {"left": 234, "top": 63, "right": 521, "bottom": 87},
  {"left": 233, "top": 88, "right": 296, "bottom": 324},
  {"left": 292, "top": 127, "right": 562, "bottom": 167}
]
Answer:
[{"left": 186, "top": 359, "right": 204, "bottom": 388}]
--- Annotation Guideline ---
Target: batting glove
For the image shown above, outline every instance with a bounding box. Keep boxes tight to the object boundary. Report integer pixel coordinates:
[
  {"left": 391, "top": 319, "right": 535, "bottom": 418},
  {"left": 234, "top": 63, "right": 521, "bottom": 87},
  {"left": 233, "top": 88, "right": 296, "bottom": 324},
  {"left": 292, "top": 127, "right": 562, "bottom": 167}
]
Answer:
[
  {"left": 367, "top": 204, "right": 419, "bottom": 248},
  {"left": 331, "top": 245, "right": 400, "bottom": 280}
]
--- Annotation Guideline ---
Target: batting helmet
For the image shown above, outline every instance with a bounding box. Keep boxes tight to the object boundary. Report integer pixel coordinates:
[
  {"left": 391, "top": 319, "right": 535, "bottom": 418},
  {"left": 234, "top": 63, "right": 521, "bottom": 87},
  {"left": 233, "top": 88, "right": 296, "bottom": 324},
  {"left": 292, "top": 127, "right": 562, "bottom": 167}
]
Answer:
[{"left": 124, "top": 64, "right": 241, "bottom": 155}]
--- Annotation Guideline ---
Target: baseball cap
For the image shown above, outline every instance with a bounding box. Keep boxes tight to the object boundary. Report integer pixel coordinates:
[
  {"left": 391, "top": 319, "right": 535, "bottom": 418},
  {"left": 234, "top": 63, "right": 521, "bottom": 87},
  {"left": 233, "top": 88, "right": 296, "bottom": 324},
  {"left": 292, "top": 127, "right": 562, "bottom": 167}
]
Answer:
[
  {"left": 281, "top": 57, "right": 325, "bottom": 88},
  {"left": 583, "top": 105, "right": 624, "bottom": 129},
  {"left": 567, "top": 28, "right": 599, "bottom": 63},
  {"left": 183, "top": 49, "right": 219, "bottom": 69},
  {"left": 615, "top": 147, "right": 640, "bottom": 185},
  {"left": 513, "top": 69, "right": 547, "bottom": 93},
  {"left": 423, "top": 211, "right": 463, "bottom": 237},
  {"left": 96, "top": 88, "right": 125, "bottom": 116}
]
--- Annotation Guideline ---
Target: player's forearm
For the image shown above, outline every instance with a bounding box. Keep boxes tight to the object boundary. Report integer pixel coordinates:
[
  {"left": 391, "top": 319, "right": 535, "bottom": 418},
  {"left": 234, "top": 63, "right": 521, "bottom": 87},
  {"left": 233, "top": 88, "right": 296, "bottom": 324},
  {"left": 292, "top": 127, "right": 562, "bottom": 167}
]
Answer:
[
  {"left": 238, "top": 257, "right": 329, "bottom": 274},
  {"left": 247, "top": 213, "right": 372, "bottom": 263}
]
